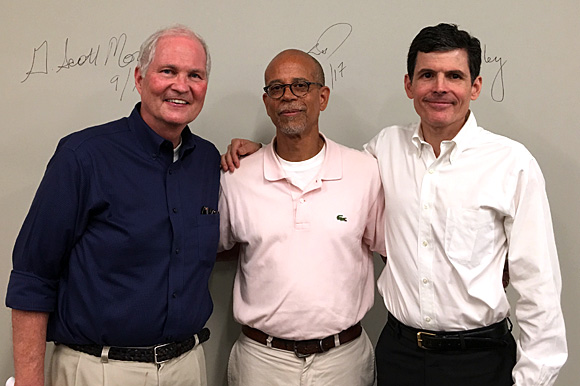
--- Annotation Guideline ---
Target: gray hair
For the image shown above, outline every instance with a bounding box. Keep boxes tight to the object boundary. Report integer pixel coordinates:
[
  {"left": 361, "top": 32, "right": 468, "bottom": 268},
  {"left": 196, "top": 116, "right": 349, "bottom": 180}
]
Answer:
[{"left": 137, "top": 24, "right": 211, "bottom": 78}]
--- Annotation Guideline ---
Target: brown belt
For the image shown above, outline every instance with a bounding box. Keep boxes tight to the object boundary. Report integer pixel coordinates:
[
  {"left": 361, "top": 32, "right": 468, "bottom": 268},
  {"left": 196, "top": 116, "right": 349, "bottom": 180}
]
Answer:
[{"left": 241, "top": 322, "right": 362, "bottom": 358}]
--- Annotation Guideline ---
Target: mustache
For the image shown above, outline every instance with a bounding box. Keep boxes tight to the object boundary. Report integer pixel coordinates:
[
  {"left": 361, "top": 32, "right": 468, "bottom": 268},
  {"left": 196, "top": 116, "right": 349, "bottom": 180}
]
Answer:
[
  {"left": 277, "top": 104, "right": 305, "bottom": 114},
  {"left": 423, "top": 96, "right": 454, "bottom": 103}
]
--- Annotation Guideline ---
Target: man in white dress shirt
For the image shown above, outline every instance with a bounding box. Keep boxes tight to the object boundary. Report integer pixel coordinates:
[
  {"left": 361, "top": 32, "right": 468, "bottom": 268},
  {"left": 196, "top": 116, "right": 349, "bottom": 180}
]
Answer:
[{"left": 365, "top": 23, "right": 567, "bottom": 386}]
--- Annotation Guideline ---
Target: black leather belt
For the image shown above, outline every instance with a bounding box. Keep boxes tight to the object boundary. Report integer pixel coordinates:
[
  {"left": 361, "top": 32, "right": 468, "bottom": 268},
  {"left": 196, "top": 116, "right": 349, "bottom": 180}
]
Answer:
[
  {"left": 388, "top": 312, "right": 511, "bottom": 351},
  {"left": 63, "top": 327, "right": 210, "bottom": 364},
  {"left": 242, "top": 323, "right": 362, "bottom": 358}
]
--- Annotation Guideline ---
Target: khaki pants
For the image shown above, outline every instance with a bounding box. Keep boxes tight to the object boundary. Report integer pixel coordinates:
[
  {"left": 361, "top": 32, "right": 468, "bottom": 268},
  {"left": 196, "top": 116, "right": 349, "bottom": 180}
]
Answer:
[
  {"left": 228, "top": 329, "right": 375, "bottom": 386},
  {"left": 49, "top": 343, "right": 207, "bottom": 386}
]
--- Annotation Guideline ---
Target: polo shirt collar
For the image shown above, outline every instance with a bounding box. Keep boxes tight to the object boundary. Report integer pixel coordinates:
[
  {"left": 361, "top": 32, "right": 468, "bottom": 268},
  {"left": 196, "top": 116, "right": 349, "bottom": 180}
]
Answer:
[{"left": 263, "top": 133, "right": 342, "bottom": 182}]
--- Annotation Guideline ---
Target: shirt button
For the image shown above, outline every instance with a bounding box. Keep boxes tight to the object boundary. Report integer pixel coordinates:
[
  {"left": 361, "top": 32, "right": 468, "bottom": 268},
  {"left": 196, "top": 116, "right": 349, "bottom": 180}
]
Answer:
[
  {"left": 175, "top": 249, "right": 180, "bottom": 254},
  {"left": 173, "top": 208, "right": 178, "bottom": 213},
  {"left": 428, "top": 169, "right": 435, "bottom": 174},
  {"left": 299, "top": 198, "right": 305, "bottom": 203},
  {"left": 422, "top": 278, "right": 429, "bottom": 284},
  {"left": 168, "top": 169, "right": 173, "bottom": 175},
  {"left": 425, "top": 316, "right": 431, "bottom": 323},
  {"left": 423, "top": 204, "right": 429, "bottom": 210},
  {"left": 422, "top": 240, "right": 428, "bottom": 247}
]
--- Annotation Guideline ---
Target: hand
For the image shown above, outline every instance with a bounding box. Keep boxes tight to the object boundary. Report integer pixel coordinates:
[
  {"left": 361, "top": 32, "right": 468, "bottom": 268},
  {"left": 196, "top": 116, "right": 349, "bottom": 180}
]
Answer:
[{"left": 220, "top": 139, "right": 262, "bottom": 172}]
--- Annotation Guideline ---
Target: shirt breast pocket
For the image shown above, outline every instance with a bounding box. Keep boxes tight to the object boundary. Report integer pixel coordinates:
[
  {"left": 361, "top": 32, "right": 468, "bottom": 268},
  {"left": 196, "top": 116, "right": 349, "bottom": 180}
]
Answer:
[
  {"left": 195, "top": 213, "right": 220, "bottom": 264},
  {"left": 444, "top": 208, "right": 494, "bottom": 268}
]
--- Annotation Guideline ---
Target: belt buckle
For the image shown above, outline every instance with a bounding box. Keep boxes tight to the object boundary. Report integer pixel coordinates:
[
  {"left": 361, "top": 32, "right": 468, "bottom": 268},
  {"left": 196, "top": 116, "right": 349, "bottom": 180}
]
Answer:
[
  {"left": 417, "top": 331, "right": 436, "bottom": 350},
  {"left": 293, "top": 341, "right": 313, "bottom": 358},
  {"left": 154, "top": 343, "right": 172, "bottom": 364}
]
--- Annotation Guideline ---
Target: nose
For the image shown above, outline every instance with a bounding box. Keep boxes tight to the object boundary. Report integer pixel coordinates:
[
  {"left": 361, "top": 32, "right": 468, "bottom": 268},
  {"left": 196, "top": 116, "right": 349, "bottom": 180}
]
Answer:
[
  {"left": 433, "top": 74, "right": 447, "bottom": 94},
  {"left": 172, "top": 74, "right": 189, "bottom": 93},
  {"left": 280, "top": 85, "right": 297, "bottom": 100}
]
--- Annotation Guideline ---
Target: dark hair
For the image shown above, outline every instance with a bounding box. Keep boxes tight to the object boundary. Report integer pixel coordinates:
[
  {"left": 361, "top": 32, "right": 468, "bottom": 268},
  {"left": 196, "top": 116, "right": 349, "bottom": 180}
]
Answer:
[{"left": 407, "top": 23, "right": 481, "bottom": 84}]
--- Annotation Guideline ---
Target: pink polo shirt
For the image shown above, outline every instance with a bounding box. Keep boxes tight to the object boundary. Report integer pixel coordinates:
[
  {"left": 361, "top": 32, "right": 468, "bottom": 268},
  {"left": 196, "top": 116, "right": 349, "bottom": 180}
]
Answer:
[{"left": 219, "top": 135, "right": 386, "bottom": 340}]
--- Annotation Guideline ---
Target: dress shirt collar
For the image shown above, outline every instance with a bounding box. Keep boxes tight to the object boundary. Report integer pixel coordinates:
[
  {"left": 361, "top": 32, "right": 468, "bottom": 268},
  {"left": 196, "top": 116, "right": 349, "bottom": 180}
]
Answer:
[
  {"left": 130, "top": 103, "right": 197, "bottom": 160},
  {"left": 263, "top": 133, "right": 342, "bottom": 182},
  {"left": 411, "top": 111, "right": 480, "bottom": 164}
]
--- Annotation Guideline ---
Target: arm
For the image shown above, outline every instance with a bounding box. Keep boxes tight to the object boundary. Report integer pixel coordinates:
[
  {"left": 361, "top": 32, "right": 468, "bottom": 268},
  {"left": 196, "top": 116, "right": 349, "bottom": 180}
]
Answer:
[
  {"left": 220, "top": 139, "right": 262, "bottom": 172},
  {"left": 362, "top": 157, "right": 387, "bottom": 258},
  {"left": 12, "top": 310, "right": 49, "bottom": 386},
  {"left": 363, "top": 137, "right": 386, "bottom": 264},
  {"left": 507, "top": 159, "right": 567, "bottom": 385},
  {"left": 7, "top": 146, "right": 87, "bottom": 385}
]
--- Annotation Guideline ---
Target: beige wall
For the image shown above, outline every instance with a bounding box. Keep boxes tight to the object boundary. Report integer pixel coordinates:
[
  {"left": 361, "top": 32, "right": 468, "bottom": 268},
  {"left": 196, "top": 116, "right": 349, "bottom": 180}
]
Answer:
[{"left": 1, "top": 1, "right": 579, "bottom": 384}]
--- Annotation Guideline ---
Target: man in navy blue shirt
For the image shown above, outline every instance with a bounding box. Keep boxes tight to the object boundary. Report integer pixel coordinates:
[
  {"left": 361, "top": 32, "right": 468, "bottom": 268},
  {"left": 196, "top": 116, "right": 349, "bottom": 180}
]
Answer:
[{"left": 6, "top": 25, "right": 220, "bottom": 386}]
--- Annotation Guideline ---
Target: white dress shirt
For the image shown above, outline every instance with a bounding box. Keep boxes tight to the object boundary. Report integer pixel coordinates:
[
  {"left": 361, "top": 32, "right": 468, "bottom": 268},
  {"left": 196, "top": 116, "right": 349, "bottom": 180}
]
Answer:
[{"left": 365, "top": 112, "right": 567, "bottom": 385}]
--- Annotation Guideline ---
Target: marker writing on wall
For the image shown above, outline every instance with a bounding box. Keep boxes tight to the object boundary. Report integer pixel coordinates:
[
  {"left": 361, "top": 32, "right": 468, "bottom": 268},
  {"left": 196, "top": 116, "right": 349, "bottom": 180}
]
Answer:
[
  {"left": 21, "top": 33, "right": 139, "bottom": 101},
  {"left": 308, "top": 23, "right": 353, "bottom": 89}
]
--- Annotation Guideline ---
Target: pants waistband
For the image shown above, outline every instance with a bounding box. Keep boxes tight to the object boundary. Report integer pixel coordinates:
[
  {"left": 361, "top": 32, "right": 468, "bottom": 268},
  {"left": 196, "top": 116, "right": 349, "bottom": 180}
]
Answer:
[
  {"left": 387, "top": 312, "right": 511, "bottom": 351},
  {"left": 242, "top": 322, "right": 362, "bottom": 358},
  {"left": 62, "top": 327, "right": 210, "bottom": 364}
]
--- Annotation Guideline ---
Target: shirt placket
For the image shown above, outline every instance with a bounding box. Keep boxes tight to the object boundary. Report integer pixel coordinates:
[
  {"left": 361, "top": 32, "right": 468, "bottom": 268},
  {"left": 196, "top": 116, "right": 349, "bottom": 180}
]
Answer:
[
  {"left": 291, "top": 178, "right": 322, "bottom": 231},
  {"left": 417, "top": 146, "right": 438, "bottom": 329},
  {"left": 164, "top": 154, "right": 183, "bottom": 342}
]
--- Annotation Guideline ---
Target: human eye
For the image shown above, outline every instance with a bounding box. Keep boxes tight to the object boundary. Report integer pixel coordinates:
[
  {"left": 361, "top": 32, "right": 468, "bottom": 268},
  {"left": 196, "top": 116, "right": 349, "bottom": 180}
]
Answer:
[
  {"left": 160, "top": 68, "right": 174, "bottom": 75},
  {"left": 293, "top": 82, "right": 308, "bottom": 91},
  {"left": 269, "top": 84, "right": 283, "bottom": 92}
]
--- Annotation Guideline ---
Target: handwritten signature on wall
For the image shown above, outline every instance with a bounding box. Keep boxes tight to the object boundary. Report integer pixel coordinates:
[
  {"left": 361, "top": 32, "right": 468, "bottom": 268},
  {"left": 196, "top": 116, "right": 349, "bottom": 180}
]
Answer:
[
  {"left": 306, "top": 24, "right": 506, "bottom": 102},
  {"left": 21, "top": 33, "right": 139, "bottom": 101},
  {"left": 483, "top": 45, "right": 506, "bottom": 102},
  {"left": 308, "top": 23, "right": 352, "bottom": 89},
  {"left": 20, "top": 29, "right": 506, "bottom": 103}
]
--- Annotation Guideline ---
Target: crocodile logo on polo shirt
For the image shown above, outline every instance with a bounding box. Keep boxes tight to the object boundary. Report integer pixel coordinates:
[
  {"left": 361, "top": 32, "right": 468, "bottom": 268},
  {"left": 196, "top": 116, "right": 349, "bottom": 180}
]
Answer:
[{"left": 336, "top": 214, "right": 347, "bottom": 222}]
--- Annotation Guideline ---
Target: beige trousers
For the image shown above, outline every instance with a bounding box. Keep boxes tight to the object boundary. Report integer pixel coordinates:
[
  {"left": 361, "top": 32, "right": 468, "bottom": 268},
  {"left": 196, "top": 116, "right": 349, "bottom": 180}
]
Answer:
[
  {"left": 48, "top": 343, "right": 207, "bottom": 386},
  {"left": 227, "top": 329, "right": 375, "bottom": 386}
]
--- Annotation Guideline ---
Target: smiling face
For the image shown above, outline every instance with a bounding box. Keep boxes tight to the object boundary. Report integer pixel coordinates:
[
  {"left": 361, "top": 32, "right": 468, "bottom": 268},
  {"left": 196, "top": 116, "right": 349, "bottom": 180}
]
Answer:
[
  {"left": 135, "top": 35, "right": 208, "bottom": 137},
  {"left": 405, "top": 49, "right": 482, "bottom": 138},
  {"left": 262, "top": 50, "right": 329, "bottom": 138}
]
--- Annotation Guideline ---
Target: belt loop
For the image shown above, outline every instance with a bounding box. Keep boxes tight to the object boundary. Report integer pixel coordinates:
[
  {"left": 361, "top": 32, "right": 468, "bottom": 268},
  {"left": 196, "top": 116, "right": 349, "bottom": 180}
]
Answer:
[
  {"left": 100, "top": 346, "right": 110, "bottom": 363},
  {"left": 334, "top": 333, "right": 340, "bottom": 347},
  {"left": 266, "top": 335, "right": 273, "bottom": 348},
  {"left": 194, "top": 334, "right": 200, "bottom": 347}
]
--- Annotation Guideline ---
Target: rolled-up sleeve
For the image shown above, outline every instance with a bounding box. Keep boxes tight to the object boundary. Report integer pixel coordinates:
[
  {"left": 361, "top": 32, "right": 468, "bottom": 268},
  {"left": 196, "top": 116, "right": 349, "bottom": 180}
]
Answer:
[{"left": 6, "top": 144, "right": 87, "bottom": 312}]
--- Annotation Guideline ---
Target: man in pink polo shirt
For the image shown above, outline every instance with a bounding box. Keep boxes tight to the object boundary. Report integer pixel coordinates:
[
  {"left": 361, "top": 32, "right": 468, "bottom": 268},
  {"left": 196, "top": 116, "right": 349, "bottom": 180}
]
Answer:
[{"left": 218, "top": 49, "right": 386, "bottom": 386}]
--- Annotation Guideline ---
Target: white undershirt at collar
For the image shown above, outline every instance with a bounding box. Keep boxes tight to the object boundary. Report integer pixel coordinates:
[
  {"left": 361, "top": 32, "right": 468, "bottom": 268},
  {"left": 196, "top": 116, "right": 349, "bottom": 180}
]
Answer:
[{"left": 276, "top": 144, "right": 326, "bottom": 190}]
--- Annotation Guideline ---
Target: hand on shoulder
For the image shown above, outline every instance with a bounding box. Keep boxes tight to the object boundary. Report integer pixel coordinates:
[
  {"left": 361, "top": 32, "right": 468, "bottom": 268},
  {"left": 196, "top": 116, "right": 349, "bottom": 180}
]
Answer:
[{"left": 220, "top": 139, "right": 262, "bottom": 172}]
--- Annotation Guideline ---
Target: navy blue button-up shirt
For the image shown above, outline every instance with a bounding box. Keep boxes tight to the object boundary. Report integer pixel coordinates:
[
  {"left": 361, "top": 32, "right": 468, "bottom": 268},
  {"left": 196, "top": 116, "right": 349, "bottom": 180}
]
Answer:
[{"left": 6, "top": 104, "right": 220, "bottom": 346}]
